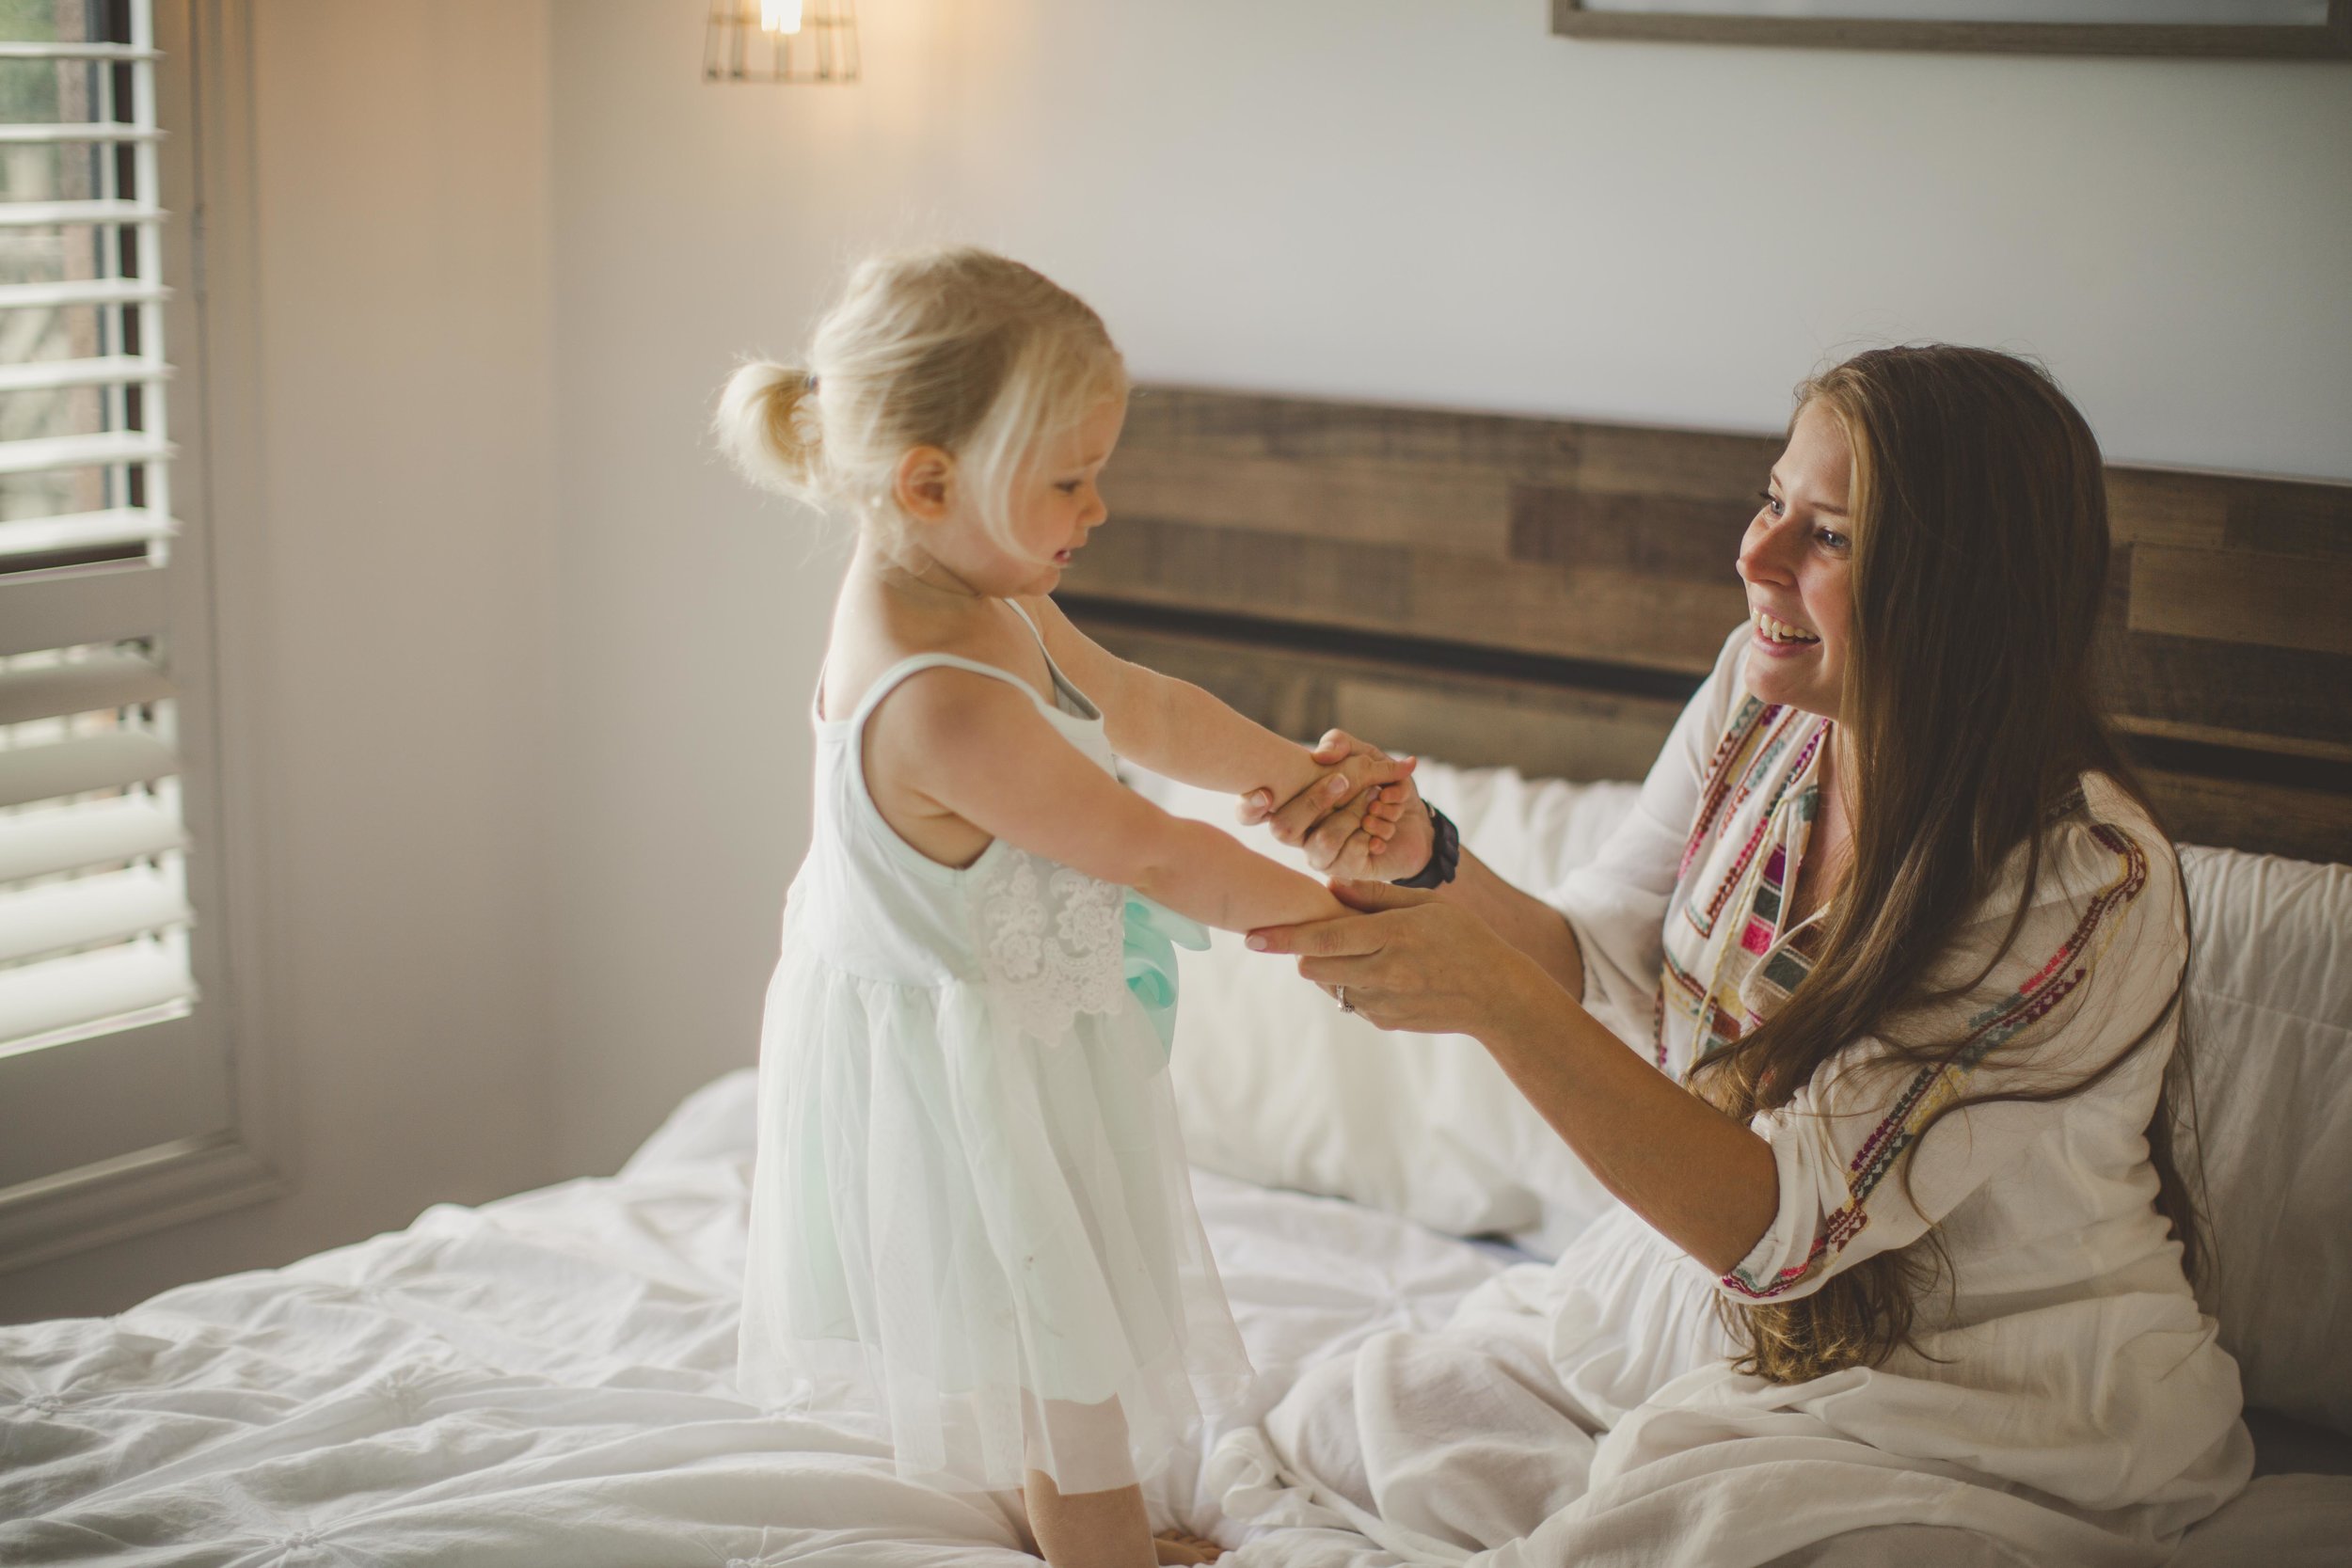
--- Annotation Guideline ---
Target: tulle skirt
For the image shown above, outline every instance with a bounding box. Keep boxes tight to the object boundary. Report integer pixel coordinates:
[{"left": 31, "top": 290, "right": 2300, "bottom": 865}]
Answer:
[{"left": 738, "top": 941, "right": 1252, "bottom": 1496}]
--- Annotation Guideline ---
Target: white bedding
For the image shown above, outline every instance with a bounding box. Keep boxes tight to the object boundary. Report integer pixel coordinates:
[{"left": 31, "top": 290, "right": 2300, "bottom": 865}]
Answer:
[
  {"left": 0, "top": 1069, "right": 1506, "bottom": 1565},
  {"left": 6, "top": 1068, "right": 2351, "bottom": 1564}
]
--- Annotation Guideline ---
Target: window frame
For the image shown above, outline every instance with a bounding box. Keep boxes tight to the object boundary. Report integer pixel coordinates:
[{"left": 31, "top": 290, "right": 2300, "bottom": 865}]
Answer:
[{"left": 0, "top": 0, "right": 284, "bottom": 1275}]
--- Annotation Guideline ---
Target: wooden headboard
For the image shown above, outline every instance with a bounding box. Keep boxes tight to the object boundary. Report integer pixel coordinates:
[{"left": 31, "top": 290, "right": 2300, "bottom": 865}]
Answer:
[{"left": 1063, "top": 386, "right": 2352, "bottom": 866}]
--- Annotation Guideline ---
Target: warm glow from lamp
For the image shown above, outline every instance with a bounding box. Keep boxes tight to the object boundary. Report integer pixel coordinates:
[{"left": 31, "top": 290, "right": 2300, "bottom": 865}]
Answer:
[{"left": 705, "top": 0, "right": 853, "bottom": 83}]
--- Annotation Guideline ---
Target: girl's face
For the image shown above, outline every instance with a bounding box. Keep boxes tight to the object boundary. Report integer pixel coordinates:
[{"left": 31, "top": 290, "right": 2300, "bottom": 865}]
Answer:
[
  {"left": 898, "top": 395, "right": 1125, "bottom": 599},
  {"left": 1003, "top": 394, "right": 1125, "bottom": 594},
  {"left": 1737, "top": 399, "right": 1855, "bottom": 721}
]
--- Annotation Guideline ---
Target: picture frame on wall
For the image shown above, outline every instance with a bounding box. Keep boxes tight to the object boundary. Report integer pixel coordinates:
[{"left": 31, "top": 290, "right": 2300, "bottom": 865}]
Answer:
[{"left": 1551, "top": 0, "right": 2352, "bottom": 57}]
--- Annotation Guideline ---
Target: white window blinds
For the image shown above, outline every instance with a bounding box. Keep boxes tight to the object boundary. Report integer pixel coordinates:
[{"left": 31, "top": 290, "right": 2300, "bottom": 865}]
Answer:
[{"left": 0, "top": 0, "right": 226, "bottom": 1205}]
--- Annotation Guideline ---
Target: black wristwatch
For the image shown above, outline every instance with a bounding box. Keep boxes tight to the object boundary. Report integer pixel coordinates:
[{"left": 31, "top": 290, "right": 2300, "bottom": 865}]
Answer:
[{"left": 1393, "top": 801, "right": 1460, "bottom": 889}]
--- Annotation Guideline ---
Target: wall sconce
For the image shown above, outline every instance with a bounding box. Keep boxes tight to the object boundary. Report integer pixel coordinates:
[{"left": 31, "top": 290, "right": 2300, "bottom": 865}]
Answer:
[{"left": 704, "top": 0, "right": 860, "bottom": 83}]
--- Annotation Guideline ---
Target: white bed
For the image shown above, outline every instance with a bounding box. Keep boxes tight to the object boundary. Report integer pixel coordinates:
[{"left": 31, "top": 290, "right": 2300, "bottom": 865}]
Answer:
[
  {"left": 0, "top": 1071, "right": 1514, "bottom": 1564},
  {"left": 6, "top": 766, "right": 2350, "bottom": 1565}
]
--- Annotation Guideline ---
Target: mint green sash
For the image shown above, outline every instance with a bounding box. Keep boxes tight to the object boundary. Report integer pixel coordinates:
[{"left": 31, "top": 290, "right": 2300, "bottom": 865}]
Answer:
[{"left": 1122, "top": 894, "right": 1210, "bottom": 1063}]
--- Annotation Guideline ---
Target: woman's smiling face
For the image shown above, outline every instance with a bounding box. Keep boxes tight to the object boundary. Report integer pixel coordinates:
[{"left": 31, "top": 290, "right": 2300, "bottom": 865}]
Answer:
[{"left": 1738, "top": 399, "right": 1855, "bottom": 721}]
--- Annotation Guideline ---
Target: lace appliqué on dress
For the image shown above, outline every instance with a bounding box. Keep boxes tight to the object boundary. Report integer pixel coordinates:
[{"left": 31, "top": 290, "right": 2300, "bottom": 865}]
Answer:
[{"left": 975, "top": 850, "right": 1129, "bottom": 1042}]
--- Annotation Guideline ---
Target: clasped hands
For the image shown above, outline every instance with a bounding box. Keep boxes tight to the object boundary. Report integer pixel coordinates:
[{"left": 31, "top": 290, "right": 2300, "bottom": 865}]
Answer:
[
  {"left": 1236, "top": 728, "right": 1431, "bottom": 882},
  {"left": 1236, "top": 730, "right": 1536, "bottom": 1039}
]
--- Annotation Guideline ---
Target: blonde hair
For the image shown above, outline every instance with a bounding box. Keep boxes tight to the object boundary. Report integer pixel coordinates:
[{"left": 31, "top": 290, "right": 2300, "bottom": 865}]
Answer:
[{"left": 714, "top": 246, "right": 1126, "bottom": 548}]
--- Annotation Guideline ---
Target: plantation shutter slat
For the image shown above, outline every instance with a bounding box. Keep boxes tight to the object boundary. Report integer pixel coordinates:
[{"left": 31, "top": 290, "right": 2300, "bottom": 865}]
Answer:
[
  {"left": 0, "top": 40, "right": 158, "bottom": 60},
  {"left": 0, "top": 198, "right": 158, "bottom": 227},
  {"left": 0, "top": 867, "right": 189, "bottom": 966},
  {"left": 0, "top": 650, "right": 172, "bottom": 725},
  {"left": 0, "top": 733, "right": 178, "bottom": 810},
  {"left": 0, "top": 429, "right": 172, "bottom": 474},
  {"left": 0, "top": 507, "right": 176, "bottom": 561},
  {"left": 0, "top": 565, "right": 168, "bottom": 655},
  {"left": 0, "top": 277, "right": 168, "bottom": 310},
  {"left": 0, "top": 121, "right": 161, "bottom": 144},
  {"left": 0, "top": 944, "right": 194, "bottom": 1053},
  {"left": 0, "top": 795, "right": 184, "bottom": 884},
  {"left": 0, "top": 355, "right": 170, "bottom": 394}
]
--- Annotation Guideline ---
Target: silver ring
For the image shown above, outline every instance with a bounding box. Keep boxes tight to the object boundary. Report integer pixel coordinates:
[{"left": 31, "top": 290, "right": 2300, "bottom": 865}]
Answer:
[{"left": 1335, "top": 985, "right": 1354, "bottom": 1013}]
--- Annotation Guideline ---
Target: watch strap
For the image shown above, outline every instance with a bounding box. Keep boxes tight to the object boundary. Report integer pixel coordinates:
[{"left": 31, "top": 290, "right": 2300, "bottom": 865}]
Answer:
[{"left": 1394, "top": 802, "right": 1460, "bottom": 889}]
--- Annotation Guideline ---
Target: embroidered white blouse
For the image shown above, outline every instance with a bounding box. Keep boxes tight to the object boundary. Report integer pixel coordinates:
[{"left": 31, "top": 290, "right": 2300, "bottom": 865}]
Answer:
[{"left": 1543, "top": 623, "right": 2250, "bottom": 1522}]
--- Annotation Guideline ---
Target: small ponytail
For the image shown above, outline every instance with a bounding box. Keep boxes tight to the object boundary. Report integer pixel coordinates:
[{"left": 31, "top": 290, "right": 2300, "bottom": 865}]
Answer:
[{"left": 714, "top": 359, "right": 821, "bottom": 498}]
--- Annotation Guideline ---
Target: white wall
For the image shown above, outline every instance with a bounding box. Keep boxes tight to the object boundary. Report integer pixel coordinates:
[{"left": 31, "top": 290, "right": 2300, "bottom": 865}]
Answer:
[
  {"left": 544, "top": 0, "right": 2352, "bottom": 1176},
  {"left": 1, "top": 0, "right": 559, "bottom": 1322}
]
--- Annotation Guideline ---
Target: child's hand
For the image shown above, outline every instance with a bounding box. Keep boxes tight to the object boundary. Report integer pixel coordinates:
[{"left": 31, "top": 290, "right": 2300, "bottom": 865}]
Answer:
[{"left": 1237, "top": 732, "right": 1433, "bottom": 882}]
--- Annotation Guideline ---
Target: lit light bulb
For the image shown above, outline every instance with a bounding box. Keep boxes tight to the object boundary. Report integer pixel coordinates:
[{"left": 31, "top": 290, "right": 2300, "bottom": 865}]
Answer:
[{"left": 760, "top": 0, "right": 803, "bottom": 34}]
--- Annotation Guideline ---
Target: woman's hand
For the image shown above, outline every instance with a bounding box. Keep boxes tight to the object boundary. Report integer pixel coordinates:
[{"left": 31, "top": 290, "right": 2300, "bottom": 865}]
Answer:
[
  {"left": 1254, "top": 879, "right": 1780, "bottom": 1275},
  {"left": 1238, "top": 730, "right": 1436, "bottom": 882},
  {"left": 1246, "top": 878, "right": 1550, "bottom": 1038}
]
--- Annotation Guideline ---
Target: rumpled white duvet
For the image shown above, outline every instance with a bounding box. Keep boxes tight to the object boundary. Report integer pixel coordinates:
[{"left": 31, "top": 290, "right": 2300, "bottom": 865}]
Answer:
[
  {"left": 3, "top": 1069, "right": 2344, "bottom": 1566},
  {"left": 1, "top": 1070, "right": 1504, "bottom": 1565}
]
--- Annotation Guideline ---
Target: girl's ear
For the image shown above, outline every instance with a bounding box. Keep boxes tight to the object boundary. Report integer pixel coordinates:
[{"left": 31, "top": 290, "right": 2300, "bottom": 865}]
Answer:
[{"left": 893, "top": 446, "right": 955, "bottom": 522}]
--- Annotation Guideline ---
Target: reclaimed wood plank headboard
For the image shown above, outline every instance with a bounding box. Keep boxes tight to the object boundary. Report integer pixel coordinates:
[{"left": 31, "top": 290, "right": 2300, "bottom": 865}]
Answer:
[{"left": 1063, "top": 386, "right": 2352, "bottom": 866}]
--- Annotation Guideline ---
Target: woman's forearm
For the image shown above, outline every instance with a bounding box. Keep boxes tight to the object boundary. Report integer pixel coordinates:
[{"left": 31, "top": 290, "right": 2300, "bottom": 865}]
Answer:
[
  {"left": 1480, "top": 961, "right": 1778, "bottom": 1275},
  {"left": 1438, "top": 847, "right": 1586, "bottom": 1000}
]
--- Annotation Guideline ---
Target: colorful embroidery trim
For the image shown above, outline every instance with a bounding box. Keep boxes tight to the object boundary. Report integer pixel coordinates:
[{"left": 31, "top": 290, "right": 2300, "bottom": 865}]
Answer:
[
  {"left": 1657, "top": 695, "right": 1827, "bottom": 1072},
  {"left": 1719, "top": 823, "right": 2151, "bottom": 1301}
]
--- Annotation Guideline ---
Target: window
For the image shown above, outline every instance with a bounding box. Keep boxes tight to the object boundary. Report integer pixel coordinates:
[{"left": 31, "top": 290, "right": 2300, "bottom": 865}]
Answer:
[{"left": 0, "top": 0, "right": 271, "bottom": 1271}]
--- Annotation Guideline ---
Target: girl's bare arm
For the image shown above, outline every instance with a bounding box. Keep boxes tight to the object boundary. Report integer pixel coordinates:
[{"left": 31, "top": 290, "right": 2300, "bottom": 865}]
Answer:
[
  {"left": 1021, "top": 595, "right": 1413, "bottom": 814},
  {"left": 870, "top": 667, "right": 1347, "bottom": 932}
]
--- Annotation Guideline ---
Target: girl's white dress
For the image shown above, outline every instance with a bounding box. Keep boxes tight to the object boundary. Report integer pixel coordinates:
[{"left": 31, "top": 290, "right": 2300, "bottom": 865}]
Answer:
[{"left": 738, "top": 608, "right": 1251, "bottom": 1497}]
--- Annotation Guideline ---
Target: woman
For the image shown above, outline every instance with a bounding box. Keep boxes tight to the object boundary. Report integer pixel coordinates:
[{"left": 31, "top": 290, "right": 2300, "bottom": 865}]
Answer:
[{"left": 1211, "top": 347, "right": 2249, "bottom": 1566}]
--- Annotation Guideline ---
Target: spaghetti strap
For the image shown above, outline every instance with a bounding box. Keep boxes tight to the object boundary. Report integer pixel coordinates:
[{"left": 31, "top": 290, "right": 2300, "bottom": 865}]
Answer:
[
  {"left": 1003, "top": 596, "right": 1048, "bottom": 652},
  {"left": 844, "top": 652, "right": 1051, "bottom": 736},
  {"left": 1004, "top": 598, "right": 1103, "bottom": 722}
]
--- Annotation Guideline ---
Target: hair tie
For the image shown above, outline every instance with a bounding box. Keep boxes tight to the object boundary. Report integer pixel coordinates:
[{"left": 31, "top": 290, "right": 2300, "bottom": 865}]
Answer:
[{"left": 803, "top": 373, "right": 819, "bottom": 392}]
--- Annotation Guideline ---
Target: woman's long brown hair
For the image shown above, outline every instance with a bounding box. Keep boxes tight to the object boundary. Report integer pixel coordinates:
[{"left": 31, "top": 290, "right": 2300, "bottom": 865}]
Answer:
[{"left": 1689, "top": 346, "right": 2203, "bottom": 1383}]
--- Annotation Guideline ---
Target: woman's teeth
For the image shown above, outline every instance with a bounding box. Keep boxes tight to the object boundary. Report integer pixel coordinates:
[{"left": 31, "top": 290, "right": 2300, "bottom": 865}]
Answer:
[{"left": 1755, "top": 610, "right": 1820, "bottom": 645}]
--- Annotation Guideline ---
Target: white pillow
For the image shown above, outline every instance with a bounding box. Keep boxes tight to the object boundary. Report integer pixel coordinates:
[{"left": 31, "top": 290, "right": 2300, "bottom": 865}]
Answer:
[
  {"left": 2176, "top": 845, "right": 2352, "bottom": 1434},
  {"left": 1137, "top": 761, "right": 1637, "bottom": 1255}
]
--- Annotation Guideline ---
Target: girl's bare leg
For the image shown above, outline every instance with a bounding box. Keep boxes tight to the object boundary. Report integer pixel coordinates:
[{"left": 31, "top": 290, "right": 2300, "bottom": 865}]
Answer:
[
  {"left": 1016, "top": 1393, "right": 1222, "bottom": 1563},
  {"left": 1023, "top": 1471, "right": 1155, "bottom": 1568},
  {"left": 1014, "top": 1481, "right": 1224, "bottom": 1566}
]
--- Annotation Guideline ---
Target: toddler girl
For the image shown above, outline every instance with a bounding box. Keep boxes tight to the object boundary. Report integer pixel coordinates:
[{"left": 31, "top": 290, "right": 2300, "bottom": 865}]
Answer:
[{"left": 718, "top": 247, "right": 1408, "bottom": 1566}]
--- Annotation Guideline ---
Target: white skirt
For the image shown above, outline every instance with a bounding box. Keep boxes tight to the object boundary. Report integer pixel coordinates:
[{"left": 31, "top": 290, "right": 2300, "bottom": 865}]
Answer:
[{"left": 739, "top": 941, "right": 1252, "bottom": 1496}]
